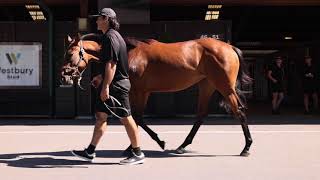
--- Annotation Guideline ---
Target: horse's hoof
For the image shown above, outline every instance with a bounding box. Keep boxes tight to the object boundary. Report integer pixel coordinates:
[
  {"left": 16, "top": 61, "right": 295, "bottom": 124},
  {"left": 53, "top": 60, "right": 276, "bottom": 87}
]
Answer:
[
  {"left": 240, "top": 151, "right": 250, "bottom": 157},
  {"left": 158, "top": 141, "right": 166, "bottom": 150},
  {"left": 175, "top": 147, "right": 186, "bottom": 154}
]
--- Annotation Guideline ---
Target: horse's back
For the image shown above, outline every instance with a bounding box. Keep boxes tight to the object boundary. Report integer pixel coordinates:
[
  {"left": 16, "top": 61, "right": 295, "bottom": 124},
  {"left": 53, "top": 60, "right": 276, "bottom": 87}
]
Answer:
[
  {"left": 130, "top": 39, "right": 203, "bottom": 70},
  {"left": 128, "top": 39, "right": 207, "bottom": 92},
  {"left": 150, "top": 38, "right": 236, "bottom": 63}
]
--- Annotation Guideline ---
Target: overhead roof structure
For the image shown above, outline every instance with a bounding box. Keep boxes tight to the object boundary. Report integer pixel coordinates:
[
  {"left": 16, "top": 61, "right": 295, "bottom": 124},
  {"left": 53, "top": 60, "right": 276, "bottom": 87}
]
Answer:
[
  {"left": 1, "top": 0, "right": 319, "bottom": 41},
  {"left": 1, "top": 0, "right": 320, "bottom": 6},
  {"left": 151, "top": 0, "right": 320, "bottom": 6}
]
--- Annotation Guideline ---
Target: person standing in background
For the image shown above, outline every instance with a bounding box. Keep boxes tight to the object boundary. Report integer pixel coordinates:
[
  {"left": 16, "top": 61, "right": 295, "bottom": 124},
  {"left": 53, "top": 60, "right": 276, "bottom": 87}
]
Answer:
[
  {"left": 301, "top": 56, "right": 318, "bottom": 114},
  {"left": 267, "top": 56, "right": 285, "bottom": 114}
]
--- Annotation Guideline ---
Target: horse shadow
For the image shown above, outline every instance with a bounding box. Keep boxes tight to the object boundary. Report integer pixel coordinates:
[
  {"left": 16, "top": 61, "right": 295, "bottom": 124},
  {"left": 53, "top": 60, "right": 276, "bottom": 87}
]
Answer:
[{"left": 0, "top": 150, "right": 239, "bottom": 168}]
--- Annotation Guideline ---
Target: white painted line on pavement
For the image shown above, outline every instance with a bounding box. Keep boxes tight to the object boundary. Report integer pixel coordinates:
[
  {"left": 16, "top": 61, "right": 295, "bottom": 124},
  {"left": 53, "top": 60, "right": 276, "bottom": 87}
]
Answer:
[{"left": 1, "top": 130, "right": 320, "bottom": 134}]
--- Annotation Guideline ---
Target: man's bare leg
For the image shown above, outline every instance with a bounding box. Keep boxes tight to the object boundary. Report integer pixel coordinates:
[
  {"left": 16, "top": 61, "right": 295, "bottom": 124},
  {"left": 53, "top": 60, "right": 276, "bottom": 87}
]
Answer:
[
  {"left": 120, "top": 115, "right": 140, "bottom": 148},
  {"left": 119, "top": 115, "right": 145, "bottom": 165},
  {"left": 71, "top": 112, "right": 107, "bottom": 161},
  {"left": 90, "top": 112, "right": 108, "bottom": 146}
]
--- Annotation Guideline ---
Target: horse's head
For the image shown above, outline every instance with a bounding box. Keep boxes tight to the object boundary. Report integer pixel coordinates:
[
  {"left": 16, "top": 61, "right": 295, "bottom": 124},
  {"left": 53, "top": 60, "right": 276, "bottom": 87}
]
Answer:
[{"left": 61, "top": 33, "right": 101, "bottom": 86}]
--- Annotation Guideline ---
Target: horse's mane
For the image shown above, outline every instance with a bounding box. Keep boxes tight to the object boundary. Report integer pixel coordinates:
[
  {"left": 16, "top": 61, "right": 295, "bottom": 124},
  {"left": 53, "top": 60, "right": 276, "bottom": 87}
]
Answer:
[
  {"left": 80, "top": 33, "right": 102, "bottom": 43},
  {"left": 78, "top": 33, "right": 157, "bottom": 51}
]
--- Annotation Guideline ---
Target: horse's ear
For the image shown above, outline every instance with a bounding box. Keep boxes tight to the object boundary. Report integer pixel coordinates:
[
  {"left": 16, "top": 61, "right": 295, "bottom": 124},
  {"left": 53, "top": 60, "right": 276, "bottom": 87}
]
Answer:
[
  {"left": 65, "top": 35, "right": 73, "bottom": 50},
  {"left": 77, "top": 33, "right": 82, "bottom": 40},
  {"left": 67, "top": 35, "right": 73, "bottom": 43}
]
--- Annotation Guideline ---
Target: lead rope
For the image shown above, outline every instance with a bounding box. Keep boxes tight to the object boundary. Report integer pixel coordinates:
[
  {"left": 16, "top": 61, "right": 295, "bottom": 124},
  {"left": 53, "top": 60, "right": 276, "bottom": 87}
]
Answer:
[{"left": 103, "top": 95, "right": 130, "bottom": 119}]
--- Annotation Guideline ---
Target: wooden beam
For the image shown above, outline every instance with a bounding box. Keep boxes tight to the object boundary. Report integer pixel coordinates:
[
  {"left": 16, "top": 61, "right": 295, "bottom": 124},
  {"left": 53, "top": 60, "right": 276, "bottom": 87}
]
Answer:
[
  {"left": 0, "top": 0, "right": 79, "bottom": 5},
  {"left": 79, "top": 0, "right": 88, "bottom": 17},
  {"left": 151, "top": 0, "right": 320, "bottom": 6},
  {"left": 2, "top": 0, "right": 320, "bottom": 6}
]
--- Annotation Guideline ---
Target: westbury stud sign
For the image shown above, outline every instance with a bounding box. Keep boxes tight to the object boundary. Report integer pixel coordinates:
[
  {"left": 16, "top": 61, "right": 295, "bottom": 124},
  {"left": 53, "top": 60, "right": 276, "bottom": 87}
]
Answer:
[{"left": 0, "top": 43, "right": 41, "bottom": 88}]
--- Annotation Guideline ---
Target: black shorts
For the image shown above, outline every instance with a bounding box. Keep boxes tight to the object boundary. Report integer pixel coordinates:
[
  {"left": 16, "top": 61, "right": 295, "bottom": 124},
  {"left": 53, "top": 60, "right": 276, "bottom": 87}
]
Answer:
[
  {"left": 95, "top": 79, "right": 132, "bottom": 119},
  {"left": 303, "top": 82, "right": 317, "bottom": 94},
  {"left": 271, "top": 82, "right": 284, "bottom": 93}
]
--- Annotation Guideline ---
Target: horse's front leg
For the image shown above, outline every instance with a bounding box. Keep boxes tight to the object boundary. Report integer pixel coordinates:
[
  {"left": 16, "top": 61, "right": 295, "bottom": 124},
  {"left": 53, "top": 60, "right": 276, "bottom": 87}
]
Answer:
[{"left": 122, "top": 91, "right": 165, "bottom": 156}]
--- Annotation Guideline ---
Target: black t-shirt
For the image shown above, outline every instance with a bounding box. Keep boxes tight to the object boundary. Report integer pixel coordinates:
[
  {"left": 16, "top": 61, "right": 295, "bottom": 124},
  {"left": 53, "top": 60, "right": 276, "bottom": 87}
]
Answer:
[
  {"left": 269, "top": 64, "right": 284, "bottom": 83},
  {"left": 302, "top": 65, "right": 316, "bottom": 84},
  {"left": 100, "top": 29, "right": 129, "bottom": 81}
]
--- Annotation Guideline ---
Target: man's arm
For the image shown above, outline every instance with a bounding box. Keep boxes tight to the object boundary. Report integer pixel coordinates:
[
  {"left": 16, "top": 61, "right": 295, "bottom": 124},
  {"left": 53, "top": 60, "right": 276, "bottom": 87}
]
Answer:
[
  {"left": 100, "top": 61, "right": 116, "bottom": 101},
  {"left": 267, "top": 70, "right": 277, "bottom": 83},
  {"left": 100, "top": 35, "right": 117, "bottom": 101},
  {"left": 103, "top": 61, "right": 116, "bottom": 87}
]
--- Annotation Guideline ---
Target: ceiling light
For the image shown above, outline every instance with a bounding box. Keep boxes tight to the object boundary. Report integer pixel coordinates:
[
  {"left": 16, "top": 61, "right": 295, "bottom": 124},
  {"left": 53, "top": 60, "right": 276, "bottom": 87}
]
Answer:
[
  {"left": 208, "top": 5, "right": 222, "bottom": 9},
  {"left": 205, "top": 4, "right": 222, "bottom": 20},
  {"left": 25, "top": 4, "right": 46, "bottom": 21}
]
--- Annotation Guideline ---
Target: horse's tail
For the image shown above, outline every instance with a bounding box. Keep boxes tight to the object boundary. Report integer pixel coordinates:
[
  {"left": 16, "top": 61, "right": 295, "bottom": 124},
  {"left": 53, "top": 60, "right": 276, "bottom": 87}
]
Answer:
[
  {"left": 233, "top": 46, "right": 252, "bottom": 110},
  {"left": 217, "top": 46, "right": 252, "bottom": 112},
  {"left": 233, "top": 46, "right": 252, "bottom": 86}
]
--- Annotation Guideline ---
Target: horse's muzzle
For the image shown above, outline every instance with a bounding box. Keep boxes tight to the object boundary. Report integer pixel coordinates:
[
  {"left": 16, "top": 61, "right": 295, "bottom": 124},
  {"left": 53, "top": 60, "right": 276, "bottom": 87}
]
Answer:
[
  {"left": 60, "top": 75, "right": 74, "bottom": 86},
  {"left": 60, "top": 66, "right": 80, "bottom": 86}
]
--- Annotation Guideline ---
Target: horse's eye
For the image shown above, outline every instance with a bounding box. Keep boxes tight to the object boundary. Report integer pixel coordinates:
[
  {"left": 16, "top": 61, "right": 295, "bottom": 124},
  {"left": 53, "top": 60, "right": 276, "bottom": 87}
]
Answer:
[{"left": 65, "top": 53, "right": 72, "bottom": 60}]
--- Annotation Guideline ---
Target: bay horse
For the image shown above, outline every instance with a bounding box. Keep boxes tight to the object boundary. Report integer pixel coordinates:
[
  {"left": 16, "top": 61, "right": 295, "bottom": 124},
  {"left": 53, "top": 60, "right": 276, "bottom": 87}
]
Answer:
[{"left": 61, "top": 33, "right": 253, "bottom": 156}]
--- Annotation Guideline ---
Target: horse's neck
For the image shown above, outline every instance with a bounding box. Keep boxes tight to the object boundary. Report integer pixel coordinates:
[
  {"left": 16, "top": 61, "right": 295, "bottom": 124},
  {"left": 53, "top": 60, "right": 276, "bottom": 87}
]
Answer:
[
  {"left": 83, "top": 40, "right": 102, "bottom": 63},
  {"left": 83, "top": 40, "right": 101, "bottom": 52}
]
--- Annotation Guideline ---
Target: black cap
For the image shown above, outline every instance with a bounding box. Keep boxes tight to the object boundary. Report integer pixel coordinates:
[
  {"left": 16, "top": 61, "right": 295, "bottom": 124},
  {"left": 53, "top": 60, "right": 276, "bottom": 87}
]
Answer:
[{"left": 89, "top": 8, "right": 116, "bottom": 18}]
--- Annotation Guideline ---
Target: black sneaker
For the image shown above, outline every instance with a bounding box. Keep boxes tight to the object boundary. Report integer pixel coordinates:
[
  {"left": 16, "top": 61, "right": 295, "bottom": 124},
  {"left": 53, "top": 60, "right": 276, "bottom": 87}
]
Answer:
[
  {"left": 304, "top": 110, "right": 310, "bottom": 115},
  {"left": 122, "top": 146, "right": 133, "bottom": 157},
  {"left": 272, "top": 109, "right": 280, "bottom": 115},
  {"left": 71, "top": 149, "right": 96, "bottom": 162},
  {"left": 119, "top": 151, "right": 145, "bottom": 165}
]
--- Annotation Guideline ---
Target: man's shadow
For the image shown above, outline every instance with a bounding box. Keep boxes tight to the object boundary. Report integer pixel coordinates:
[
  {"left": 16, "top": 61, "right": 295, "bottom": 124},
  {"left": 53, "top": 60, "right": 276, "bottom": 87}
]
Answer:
[
  {"left": 0, "top": 150, "right": 238, "bottom": 168},
  {"left": 0, "top": 151, "right": 117, "bottom": 168}
]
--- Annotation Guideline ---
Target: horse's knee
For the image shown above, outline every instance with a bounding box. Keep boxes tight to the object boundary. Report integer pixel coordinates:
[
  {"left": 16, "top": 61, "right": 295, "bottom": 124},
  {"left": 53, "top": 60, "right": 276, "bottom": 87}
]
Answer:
[
  {"left": 194, "top": 119, "right": 205, "bottom": 126},
  {"left": 196, "top": 109, "right": 209, "bottom": 120},
  {"left": 131, "top": 114, "right": 143, "bottom": 126},
  {"left": 235, "top": 109, "right": 247, "bottom": 123}
]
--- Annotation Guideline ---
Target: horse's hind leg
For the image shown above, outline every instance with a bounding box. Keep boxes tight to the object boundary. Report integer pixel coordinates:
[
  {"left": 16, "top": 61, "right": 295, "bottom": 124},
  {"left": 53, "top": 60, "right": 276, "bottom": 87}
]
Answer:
[
  {"left": 129, "top": 91, "right": 165, "bottom": 150},
  {"left": 176, "top": 79, "right": 215, "bottom": 154},
  {"left": 224, "top": 91, "right": 253, "bottom": 156}
]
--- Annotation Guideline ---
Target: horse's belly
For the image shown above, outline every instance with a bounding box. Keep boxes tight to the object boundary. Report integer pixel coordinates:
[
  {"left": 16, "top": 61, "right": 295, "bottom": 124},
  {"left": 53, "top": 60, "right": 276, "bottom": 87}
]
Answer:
[{"left": 145, "top": 71, "right": 204, "bottom": 92}]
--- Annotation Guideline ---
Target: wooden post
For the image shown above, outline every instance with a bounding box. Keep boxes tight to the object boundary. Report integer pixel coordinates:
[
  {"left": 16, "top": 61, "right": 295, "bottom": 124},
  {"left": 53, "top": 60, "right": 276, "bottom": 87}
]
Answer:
[{"left": 79, "top": 0, "right": 88, "bottom": 18}]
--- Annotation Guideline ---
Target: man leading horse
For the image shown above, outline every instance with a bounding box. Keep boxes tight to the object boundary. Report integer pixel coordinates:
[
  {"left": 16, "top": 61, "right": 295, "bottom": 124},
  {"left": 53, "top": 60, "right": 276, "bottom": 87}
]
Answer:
[
  {"left": 70, "top": 8, "right": 145, "bottom": 165},
  {"left": 61, "top": 8, "right": 253, "bottom": 158}
]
